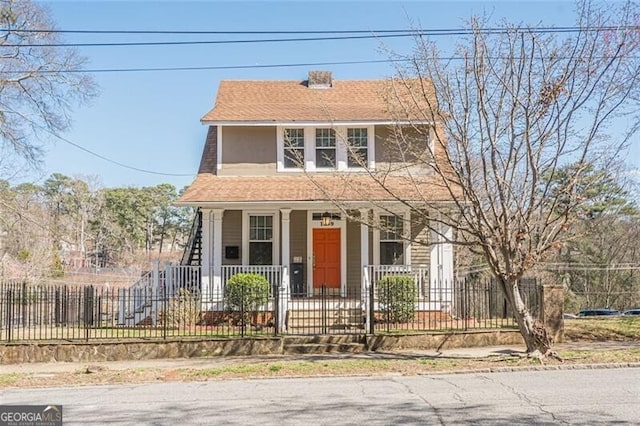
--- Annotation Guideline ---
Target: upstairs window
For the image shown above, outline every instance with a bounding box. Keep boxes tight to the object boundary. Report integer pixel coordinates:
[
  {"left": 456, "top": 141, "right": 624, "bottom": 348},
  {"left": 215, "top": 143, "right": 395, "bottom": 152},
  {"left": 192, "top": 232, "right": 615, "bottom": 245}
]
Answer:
[
  {"left": 277, "top": 125, "right": 374, "bottom": 172},
  {"left": 347, "top": 128, "right": 368, "bottom": 168},
  {"left": 315, "top": 128, "right": 336, "bottom": 169},
  {"left": 283, "top": 128, "right": 305, "bottom": 169},
  {"left": 380, "top": 215, "right": 404, "bottom": 265}
]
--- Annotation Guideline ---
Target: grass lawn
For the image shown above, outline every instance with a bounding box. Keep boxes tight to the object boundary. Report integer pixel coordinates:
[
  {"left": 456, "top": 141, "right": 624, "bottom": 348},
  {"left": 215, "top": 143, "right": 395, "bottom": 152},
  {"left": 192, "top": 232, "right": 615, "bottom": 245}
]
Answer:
[
  {"left": 1, "top": 317, "right": 638, "bottom": 389},
  {"left": 564, "top": 317, "right": 640, "bottom": 341}
]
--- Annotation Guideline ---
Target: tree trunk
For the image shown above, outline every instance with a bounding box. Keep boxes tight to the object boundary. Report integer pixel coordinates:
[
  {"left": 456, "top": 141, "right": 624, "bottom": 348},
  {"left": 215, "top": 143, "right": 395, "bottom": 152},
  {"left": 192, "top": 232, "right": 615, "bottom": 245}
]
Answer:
[{"left": 501, "top": 278, "right": 555, "bottom": 358}]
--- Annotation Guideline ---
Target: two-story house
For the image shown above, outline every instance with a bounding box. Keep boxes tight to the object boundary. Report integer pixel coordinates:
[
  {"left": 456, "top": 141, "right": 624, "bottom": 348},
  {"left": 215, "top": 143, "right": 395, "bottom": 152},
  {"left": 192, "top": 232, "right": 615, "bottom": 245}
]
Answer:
[{"left": 176, "top": 71, "right": 454, "bottom": 329}]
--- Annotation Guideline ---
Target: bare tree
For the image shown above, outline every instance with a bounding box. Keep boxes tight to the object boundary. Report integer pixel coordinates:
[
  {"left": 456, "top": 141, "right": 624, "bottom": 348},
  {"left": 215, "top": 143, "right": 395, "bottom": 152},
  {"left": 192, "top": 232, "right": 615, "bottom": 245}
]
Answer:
[
  {"left": 312, "top": 1, "right": 640, "bottom": 358},
  {"left": 0, "top": 0, "right": 96, "bottom": 166},
  {"left": 393, "top": 1, "right": 640, "bottom": 358}
]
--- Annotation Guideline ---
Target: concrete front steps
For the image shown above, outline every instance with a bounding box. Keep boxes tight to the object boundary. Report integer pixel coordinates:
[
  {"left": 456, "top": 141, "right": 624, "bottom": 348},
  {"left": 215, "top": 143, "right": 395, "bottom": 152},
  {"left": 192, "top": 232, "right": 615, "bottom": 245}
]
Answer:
[{"left": 283, "top": 335, "right": 366, "bottom": 355}]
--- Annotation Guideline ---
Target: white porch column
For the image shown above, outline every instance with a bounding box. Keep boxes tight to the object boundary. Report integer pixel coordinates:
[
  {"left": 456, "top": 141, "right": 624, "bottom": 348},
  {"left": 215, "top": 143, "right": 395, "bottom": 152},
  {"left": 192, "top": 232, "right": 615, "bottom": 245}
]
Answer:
[
  {"left": 279, "top": 208, "right": 292, "bottom": 331},
  {"left": 212, "top": 209, "right": 224, "bottom": 305},
  {"left": 200, "top": 210, "right": 212, "bottom": 304},
  {"left": 360, "top": 209, "right": 371, "bottom": 332},
  {"left": 430, "top": 219, "right": 454, "bottom": 309}
]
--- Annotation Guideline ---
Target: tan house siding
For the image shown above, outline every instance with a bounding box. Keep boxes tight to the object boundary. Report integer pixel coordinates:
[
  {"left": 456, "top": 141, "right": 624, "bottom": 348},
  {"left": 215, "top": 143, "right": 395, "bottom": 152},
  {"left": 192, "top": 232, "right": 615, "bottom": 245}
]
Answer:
[
  {"left": 220, "top": 126, "right": 277, "bottom": 176},
  {"left": 411, "top": 213, "right": 430, "bottom": 267},
  {"left": 375, "top": 124, "right": 434, "bottom": 170},
  {"left": 374, "top": 124, "right": 392, "bottom": 164},
  {"left": 198, "top": 126, "right": 218, "bottom": 174},
  {"left": 289, "top": 210, "right": 307, "bottom": 267},
  {"left": 346, "top": 217, "right": 362, "bottom": 296},
  {"left": 222, "top": 210, "right": 242, "bottom": 265}
]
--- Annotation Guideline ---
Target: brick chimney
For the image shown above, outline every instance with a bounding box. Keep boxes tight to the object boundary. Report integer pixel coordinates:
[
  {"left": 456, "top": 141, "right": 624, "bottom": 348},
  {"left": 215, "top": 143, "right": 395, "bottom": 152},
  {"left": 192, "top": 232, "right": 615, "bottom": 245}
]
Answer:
[{"left": 308, "top": 70, "right": 332, "bottom": 88}]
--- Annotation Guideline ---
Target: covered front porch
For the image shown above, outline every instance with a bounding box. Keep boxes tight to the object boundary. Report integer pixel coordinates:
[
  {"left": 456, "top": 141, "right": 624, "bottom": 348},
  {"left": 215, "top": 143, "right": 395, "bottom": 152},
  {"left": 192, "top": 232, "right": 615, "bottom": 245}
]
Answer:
[
  {"left": 197, "top": 206, "right": 454, "bottom": 302},
  {"left": 123, "top": 262, "right": 455, "bottom": 334}
]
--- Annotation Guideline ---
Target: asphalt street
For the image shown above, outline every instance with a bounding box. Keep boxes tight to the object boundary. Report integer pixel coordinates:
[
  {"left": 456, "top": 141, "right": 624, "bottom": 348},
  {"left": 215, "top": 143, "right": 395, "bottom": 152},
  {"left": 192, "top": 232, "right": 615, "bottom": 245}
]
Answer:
[{"left": 1, "top": 367, "right": 638, "bottom": 425}]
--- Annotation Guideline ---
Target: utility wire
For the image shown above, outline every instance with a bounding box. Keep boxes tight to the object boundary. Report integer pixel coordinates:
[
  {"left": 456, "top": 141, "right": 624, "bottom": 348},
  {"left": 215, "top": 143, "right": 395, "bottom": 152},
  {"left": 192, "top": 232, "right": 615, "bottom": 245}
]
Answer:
[
  {"left": 2, "top": 25, "right": 639, "bottom": 48},
  {"left": 3, "top": 54, "right": 638, "bottom": 75},
  {"left": 1, "top": 59, "right": 406, "bottom": 74},
  {"left": 36, "top": 125, "right": 193, "bottom": 177},
  {"left": 0, "top": 33, "right": 414, "bottom": 47},
  {"left": 2, "top": 25, "right": 637, "bottom": 35}
]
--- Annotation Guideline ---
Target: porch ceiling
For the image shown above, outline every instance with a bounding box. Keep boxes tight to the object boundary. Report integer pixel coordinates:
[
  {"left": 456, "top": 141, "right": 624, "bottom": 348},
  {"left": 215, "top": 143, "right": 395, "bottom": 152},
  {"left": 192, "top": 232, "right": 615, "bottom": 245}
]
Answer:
[{"left": 177, "top": 174, "right": 457, "bottom": 204}]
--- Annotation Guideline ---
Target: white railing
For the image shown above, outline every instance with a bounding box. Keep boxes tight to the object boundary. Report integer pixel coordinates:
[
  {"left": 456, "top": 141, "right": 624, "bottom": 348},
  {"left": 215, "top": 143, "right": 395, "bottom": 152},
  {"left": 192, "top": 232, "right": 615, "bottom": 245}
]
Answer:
[
  {"left": 163, "top": 264, "right": 201, "bottom": 299},
  {"left": 363, "top": 265, "right": 431, "bottom": 298},
  {"left": 220, "top": 265, "right": 283, "bottom": 298},
  {"left": 118, "top": 265, "right": 157, "bottom": 326}
]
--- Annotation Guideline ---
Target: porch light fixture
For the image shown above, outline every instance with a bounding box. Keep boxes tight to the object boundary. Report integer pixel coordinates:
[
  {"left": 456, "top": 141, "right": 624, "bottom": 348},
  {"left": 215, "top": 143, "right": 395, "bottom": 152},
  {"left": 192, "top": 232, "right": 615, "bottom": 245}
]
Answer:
[{"left": 320, "top": 212, "right": 333, "bottom": 227}]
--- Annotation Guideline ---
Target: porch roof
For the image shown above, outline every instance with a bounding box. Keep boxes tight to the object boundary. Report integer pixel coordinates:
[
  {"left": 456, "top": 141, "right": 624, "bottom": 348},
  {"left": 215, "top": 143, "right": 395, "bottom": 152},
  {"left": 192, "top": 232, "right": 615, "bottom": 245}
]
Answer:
[
  {"left": 201, "top": 78, "right": 436, "bottom": 123},
  {"left": 177, "top": 174, "right": 458, "bottom": 204}
]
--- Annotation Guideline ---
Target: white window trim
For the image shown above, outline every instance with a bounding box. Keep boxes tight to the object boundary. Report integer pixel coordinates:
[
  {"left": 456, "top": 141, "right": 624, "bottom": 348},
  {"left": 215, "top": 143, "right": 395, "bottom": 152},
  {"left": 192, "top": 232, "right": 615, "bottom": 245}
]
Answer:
[
  {"left": 277, "top": 125, "right": 375, "bottom": 172},
  {"left": 373, "top": 210, "right": 411, "bottom": 265},
  {"left": 242, "top": 211, "right": 280, "bottom": 265}
]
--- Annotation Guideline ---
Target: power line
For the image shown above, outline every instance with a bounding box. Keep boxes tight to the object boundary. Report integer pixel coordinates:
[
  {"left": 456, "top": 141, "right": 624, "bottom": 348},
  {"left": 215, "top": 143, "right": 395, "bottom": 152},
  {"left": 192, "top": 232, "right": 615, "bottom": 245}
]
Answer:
[
  {"left": 2, "top": 28, "right": 419, "bottom": 35},
  {"left": 36, "top": 126, "right": 193, "bottom": 177},
  {"left": 3, "top": 53, "right": 638, "bottom": 75},
  {"left": 1, "top": 59, "right": 407, "bottom": 74},
  {"left": 2, "top": 25, "right": 637, "bottom": 36},
  {"left": 0, "top": 33, "right": 413, "bottom": 47},
  {"left": 2, "top": 26, "right": 638, "bottom": 48}
]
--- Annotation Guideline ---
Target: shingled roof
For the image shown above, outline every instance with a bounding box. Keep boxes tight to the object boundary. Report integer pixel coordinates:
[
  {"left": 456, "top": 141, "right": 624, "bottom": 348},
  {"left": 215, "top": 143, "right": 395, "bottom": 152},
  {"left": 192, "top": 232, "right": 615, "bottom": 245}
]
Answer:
[
  {"left": 201, "top": 72, "right": 434, "bottom": 123},
  {"left": 177, "top": 174, "right": 455, "bottom": 204},
  {"left": 178, "top": 72, "right": 451, "bottom": 205}
]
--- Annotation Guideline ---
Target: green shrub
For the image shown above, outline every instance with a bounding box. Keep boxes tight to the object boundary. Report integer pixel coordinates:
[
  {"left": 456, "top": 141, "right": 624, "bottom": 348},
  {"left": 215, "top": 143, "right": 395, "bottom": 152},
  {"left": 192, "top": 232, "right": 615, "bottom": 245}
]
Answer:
[
  {"left": 225, "top": 273, "right": 270, "bottom": 314},
  {"left": 378, "top": 275, "right": 417, "bottom": 323}
]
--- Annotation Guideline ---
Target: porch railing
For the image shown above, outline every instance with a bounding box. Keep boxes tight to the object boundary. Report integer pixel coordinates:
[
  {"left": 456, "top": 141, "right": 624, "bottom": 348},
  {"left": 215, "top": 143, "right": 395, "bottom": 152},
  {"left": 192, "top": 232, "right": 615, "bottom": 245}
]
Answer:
[{"left": 220, "top": 265, "right": 283, "bottom": 298}]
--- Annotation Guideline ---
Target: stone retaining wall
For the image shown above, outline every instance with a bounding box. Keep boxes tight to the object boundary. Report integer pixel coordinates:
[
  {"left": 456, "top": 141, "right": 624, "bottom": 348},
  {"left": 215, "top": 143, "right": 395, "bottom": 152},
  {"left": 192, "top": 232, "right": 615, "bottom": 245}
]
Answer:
[
  {"left": 366, "top": 330, "right": 524, "bottom": 351},
  {"left": 0, "top": 330, "right": 525, "bottom": 365},
  {"left": 0, "top": 338, "right": 283, "bottom": 365}
]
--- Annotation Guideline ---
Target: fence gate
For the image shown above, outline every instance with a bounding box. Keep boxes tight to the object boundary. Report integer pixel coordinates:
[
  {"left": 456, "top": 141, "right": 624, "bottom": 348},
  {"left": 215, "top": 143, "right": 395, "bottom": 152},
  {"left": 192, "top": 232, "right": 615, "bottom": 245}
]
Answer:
[{"left": 284, "top": 285, "right": 365, "bottom": 335}]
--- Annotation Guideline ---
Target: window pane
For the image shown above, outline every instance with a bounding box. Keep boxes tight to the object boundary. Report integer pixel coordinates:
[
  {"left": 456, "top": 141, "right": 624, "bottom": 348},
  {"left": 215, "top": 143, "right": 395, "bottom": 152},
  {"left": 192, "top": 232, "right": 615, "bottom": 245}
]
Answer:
[
  {"left": 347, "top": 128, "right": 368, "bottom": 167},
  {"left": 315, "top": 128, "right": 336, "bottom": 147},
  {"left": 284, "top": 128, "right": 304, "bottom": 147},
  {"left": 347, "top": 128, "right": 368, "bottom": 147},
  {"left": 284, "top": 148, "right": 304, "bottom": 168},
  {"left": 316, "top": 148, "right": 336, "bottom": 168},
  {"left": 380, "top": 215, "right": 403, "bottom": 240},
  {"left": 249, "top": 242, "right": 273, "bottom": 265},
  {"left": 380, "top": 242, "right": 404, "bottom": 265},
  {"left": 284, "top": 129, "right": 305, "bottom": 169},
  {"left": 348, "top": 148, "right": 368, "bottom": 167},
  {"left": 249, "top": 215, "right": 273, "bottom": 241}
]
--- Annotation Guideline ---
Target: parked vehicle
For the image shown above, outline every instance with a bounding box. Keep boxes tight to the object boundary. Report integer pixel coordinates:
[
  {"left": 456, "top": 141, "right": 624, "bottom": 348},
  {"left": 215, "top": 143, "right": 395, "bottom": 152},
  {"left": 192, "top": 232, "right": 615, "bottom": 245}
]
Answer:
[
  {"left": 578, "top": 309, "right": 621, "bottom": 317},
  {"left": 622, "top": 309, "right": 640, "bottom": 316},
  {"left": 563, "top": 313, "right": 579, "bottom": 319}
]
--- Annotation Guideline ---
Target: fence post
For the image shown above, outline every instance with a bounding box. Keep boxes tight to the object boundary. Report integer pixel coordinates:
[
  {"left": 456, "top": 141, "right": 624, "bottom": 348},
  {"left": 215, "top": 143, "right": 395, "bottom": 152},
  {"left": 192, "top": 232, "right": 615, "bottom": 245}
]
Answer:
[
  {"left": 322, "top": 284, "right": 327, "bottom": 335},
  {"left": 84, "top": 285, "right": 94, "bottom": 342},
  {"left": 277, "top": 266, "right": 289, "bottom": 334},
  {"left": 6, "top": 288, "right": 12, "bottom": 342},
  {"left": 368, "top": 276, "right": 375, "bottom": 335},
  {"left": 363, "top": 267, "right": 370, "bottom": 334}
]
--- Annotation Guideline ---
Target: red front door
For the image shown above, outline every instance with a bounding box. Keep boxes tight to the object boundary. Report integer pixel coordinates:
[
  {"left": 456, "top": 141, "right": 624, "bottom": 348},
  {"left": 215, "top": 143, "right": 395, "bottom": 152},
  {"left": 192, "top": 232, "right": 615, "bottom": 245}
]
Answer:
[{"left": 313, "top": 228, "right": 341, "bottom": 289}]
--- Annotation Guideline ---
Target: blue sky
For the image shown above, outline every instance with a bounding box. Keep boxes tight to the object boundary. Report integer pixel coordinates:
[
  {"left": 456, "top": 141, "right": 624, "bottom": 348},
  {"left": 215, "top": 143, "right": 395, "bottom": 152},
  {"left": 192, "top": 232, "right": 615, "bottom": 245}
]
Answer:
[{"left": 30, "top": 1, "right": 596, "bottom": 190}]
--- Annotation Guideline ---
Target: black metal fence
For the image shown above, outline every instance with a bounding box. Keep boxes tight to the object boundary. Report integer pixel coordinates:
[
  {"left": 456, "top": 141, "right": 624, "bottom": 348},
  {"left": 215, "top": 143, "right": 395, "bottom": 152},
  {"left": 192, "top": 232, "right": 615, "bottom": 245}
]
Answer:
[
  {"left": 0, "top": 278, "right": 541, "bottom": 343},
  {"left": 370, "top": 277, "right": 539, "bottom": 333}
]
